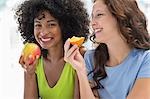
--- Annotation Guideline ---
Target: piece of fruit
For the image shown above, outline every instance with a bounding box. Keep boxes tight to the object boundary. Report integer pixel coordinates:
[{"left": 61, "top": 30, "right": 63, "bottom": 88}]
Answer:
[
  {"left": 69, "top": 36, "right": 85, "bottom": 47},
  {"left": 22, "top": 43, "right": 41, "bottom": 64}
]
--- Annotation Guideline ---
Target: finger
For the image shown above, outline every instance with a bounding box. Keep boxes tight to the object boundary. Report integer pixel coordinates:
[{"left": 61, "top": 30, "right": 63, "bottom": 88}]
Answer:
[
  {"left": 66, "top": 44, "right": 78, "bottom": 57},
  {"left": 19, "top": 55, "right": 27, "bottom": 69},
  {"left": 64, "top": 45, "right": 78, "bottom": 62},
  {"left": 36, "top": 55, "right": 40, "bottom": 59},
  {"left": 26, "top": 63, "right": 37, "bottom": 74},
  {"left": 19, "top": 54, "right": 24, "bottom": 65},
  {"left": 64, "top": 38, "right": 71, "bottom": 55},
  {"left": 70, "top": 47, "right": 79, "bottom": 59},
  {"left": 26, "top": 55, "right": 39, "bottom": 71},
  {"left": 26, "top": 55, "right": 30, "bottom": 66},
  {"left": 65, "top": 48, "right": 78, "bottom": 61},
  {"left": 69, "top": 48, "right": 79, "bottom": 69},
  {"left": 77, "top": 48, "right": 83, "bottom": 57},
  {"left": 32, "top": 55, "right": 39, "bottom": 66},
  {"left": 23, "top": 68, "right": 27, "bottom": 72},
  {"left": 26, "top": 65, "right": 35, "bottom": 72}
]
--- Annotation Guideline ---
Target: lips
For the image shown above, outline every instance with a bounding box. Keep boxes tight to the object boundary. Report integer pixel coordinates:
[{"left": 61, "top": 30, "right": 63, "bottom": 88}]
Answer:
[
  {"left": 94, "top": 28, "right": 103, "bottom": 34},
  {"left": 39, "top": 37, "right": 53, "bottom": 44},
  {"left": 41, "top": 37, "right": 52, "bottom": 42}
]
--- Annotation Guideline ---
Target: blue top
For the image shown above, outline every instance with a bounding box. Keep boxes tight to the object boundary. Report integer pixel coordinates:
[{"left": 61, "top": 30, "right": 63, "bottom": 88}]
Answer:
[{"left": 84, "top": 48, "right": 150, "bottom": 99}]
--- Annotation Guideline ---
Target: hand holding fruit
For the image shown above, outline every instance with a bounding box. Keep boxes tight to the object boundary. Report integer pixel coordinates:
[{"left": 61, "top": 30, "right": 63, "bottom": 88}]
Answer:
[
  {"left": 22, "top": 43, "right": 41, "bottom": 64},
  {"left": 64, "top": 37, "right": 86, "bottom": 73},
  {"left": 19, "top": 43, "right": 41, "bottom": 74},
  {"left": 69, "top": 36, "right": 86, "bottom": 56}
]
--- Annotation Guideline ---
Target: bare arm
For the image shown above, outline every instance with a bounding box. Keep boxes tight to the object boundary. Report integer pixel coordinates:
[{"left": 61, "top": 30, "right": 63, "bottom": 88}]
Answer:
[
  {"left": 127, "top": 78, "right": 150, "bottom": 99},
  {"left": 74, "top": 73, "right": 80, "bottom": 99},
  {"left": 19, "top": 55, "right": 39, "bottom": 99},
  {"left": 64, "top": 39, "right": 96, "bottom": 99},
  {"left": 24, "top": 73, "right": 38, "bottom": 99},
  {"left": 77, "top": 71, "right": 96, "bottom": 99}
]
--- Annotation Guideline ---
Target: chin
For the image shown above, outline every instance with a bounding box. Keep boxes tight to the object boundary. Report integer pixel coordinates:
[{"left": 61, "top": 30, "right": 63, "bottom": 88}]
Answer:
[{"left": 41, "top": 44, "right": 52, "bottom": 49}]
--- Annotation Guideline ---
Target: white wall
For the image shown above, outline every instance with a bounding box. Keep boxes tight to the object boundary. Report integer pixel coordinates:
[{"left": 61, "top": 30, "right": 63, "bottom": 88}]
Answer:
[
  {"left": 0, "top": 0, "right": 24, "bottom": 99},
  {"left": 138, "top": 0, "right": 150, "bottom": 32}
]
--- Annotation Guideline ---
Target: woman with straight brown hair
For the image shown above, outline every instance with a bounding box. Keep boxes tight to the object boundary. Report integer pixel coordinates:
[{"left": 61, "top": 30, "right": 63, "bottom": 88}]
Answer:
[{"left": 64, "top": 0, "right": 150, "bottom": 99}]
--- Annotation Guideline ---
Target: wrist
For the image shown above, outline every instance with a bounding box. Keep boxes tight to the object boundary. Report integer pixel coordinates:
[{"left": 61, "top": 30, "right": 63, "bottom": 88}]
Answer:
[
  {"left": 76, "top": 63, "right": 87, "bottom": 73},
  {"left": 24, "top": 72, "right": 36, "bottom": 79},
  {"left": 76, "top": 69, "right": 87, "bottom": 77}
]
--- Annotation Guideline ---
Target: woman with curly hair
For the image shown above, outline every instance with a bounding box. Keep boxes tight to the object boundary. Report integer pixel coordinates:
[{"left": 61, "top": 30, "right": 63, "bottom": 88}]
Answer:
[
  {"left": 16, "top": 0, "right": 89, "bottom": 99},
  {"left": 64, "top": 0, "right": 150, "bottom": 99}
]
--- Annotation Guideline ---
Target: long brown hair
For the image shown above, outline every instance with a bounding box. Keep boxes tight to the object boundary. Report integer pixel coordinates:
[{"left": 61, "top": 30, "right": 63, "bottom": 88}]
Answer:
[{"left": 90, "top": 0, "right": 150, "bottom": 90}]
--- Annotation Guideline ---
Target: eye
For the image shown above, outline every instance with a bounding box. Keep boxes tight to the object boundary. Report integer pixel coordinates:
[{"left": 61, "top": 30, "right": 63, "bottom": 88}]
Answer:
[
  {"left": 92, "top": 13, "right": 104, "bottom": 19},
  {"left": 49, "top": 23, "right": 56, "bottom": 26},
  {"left": 34, "top": 24, "right": 42, "bottom": 28},
  {"left": 96, "top": 13, "right": 103, "bottom": 17},
  {"left": 48, "top": 23, "right": 57, "bottom": 27}
]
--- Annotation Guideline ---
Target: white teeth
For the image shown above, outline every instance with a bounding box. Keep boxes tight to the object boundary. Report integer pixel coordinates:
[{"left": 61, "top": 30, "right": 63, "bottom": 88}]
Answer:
[
  {"left": 41, "top": 38, "right": 52, "bottom": 42},
  {"left": 94, "top": 28, "right": 102, "bottom": 33},
  {"left": 94, "top": 29, "right": 101, "bottom": 33}
]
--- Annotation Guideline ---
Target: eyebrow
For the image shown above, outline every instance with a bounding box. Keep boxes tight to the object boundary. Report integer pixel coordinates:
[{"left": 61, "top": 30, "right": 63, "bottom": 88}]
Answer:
[
  {"left": 34, "top": 19, "right": 57, "bottom": 23},
  {"left": 91, "top": 9, "right": 103, "bottom": 17},
  {"left": 96, "top": 9, "right": 102, "bottom": 12},
  {"left": 47, "top": 20, "right": 57, "bottom": 23}
]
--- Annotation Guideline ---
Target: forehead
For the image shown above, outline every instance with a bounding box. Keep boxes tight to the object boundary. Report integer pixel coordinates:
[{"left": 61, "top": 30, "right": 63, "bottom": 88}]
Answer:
[
  {"left": 34, "top": 11, "right": 55, "bottom": 21},
  {"left": 92, "top": 0, "right": 107, "bottom": 13}
]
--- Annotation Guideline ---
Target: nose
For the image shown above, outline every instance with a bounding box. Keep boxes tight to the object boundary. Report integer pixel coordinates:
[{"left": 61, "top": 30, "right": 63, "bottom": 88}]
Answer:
[
  {"left": 40, "top": 28, "right": 49, "bottom": 36},
  {"left": 90, "top": 18, "right": 97, "bottom": 30}
]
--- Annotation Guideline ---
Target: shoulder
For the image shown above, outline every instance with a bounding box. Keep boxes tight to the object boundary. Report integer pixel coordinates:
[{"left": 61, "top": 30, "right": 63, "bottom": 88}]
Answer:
[
  {"left": 139, "top": 49, "right": 150, "bottom": 67},
  {"left": 134, "top": 49, "right": 150, "bottom": 78},
  {"left": 141, "top": 49, "right": 150, "bottom": 62},
  {"left": 134, "top": 48, "right": 150, "bottom": 55},
  {"left": 142, "top": 49, "right": 150, "bottom": 58},
  {"left": 133, "top": 48, "right": 150, "bottom": 62}
]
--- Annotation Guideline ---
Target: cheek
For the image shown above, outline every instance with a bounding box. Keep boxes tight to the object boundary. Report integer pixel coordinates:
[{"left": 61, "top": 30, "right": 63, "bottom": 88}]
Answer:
[
  {"left": 34, "top": 31, "right": 39, "bottom": 41},
  {"left": 55, "top": 28, "right": 62, "bottom": 37},
  {"left": 56, "top": 32, "right": 62, "bottom": 41},
  {"left": 107, "top": 16, "right": 118, "bottom": 28},
  {"left": 103, "top": 20, "right": 118, "bottom": 34}
]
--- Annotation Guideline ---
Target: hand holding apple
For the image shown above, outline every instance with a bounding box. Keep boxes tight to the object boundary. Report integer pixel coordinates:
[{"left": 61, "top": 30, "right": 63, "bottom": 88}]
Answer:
[{"left": 22, "top": 43, "right": 41, "bottom": 65}]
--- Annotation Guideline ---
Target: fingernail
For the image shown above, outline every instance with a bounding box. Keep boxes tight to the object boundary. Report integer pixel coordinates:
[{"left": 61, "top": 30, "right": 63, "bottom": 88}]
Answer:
[
  {"left": 74, "top": 44, "right": 78, "bottom": 48},
  {"left": 29, "top": 55, "right": 32, "bottom": 58},
  {"left": 21, "top": 52, "right": 24, "bottom": 56},
  {"left": 24, "top": 68, "right": 27, "bottom": 72},
  {"left": 24, "top": 65, "right": 27, "bottom": 69},
  {"left": 66, "top": 38, "right": 70, "bottom": 43},
  {"left": 36, "top": 55, "right": 40, "bottom": 59}
]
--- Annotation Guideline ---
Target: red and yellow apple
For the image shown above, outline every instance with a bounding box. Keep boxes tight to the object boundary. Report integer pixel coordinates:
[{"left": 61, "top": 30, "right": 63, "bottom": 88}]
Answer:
[
  {"left": 22, "top": 43, "right": 41, "bottom": 64},
  {"left": 69, "top": 36, "right": 85, "bottom": 47}
]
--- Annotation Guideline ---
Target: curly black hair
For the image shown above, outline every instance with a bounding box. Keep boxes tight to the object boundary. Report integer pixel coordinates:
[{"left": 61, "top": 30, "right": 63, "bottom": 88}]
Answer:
[{"left": 15, "top": 0, "right": 89, "bottom": 57}]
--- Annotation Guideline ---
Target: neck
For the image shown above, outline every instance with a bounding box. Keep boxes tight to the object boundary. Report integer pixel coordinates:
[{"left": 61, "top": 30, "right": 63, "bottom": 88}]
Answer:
[
  {"left": 46, "top": 43, "right": 64, "bottom": 63},
  {"left": 106, "top": 36, "right": 132, "bottom": 67}
]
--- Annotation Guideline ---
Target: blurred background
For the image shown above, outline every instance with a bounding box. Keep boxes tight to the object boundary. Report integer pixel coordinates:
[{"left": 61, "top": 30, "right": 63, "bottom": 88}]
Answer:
[{"left": 0, "top": 0, "right": 149, "bottom": 99}]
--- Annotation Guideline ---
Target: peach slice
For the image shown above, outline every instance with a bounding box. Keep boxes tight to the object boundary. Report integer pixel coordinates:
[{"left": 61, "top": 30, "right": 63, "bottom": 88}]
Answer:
[{"left": 69, "top": 36, "right": 85, "bottom": 47}]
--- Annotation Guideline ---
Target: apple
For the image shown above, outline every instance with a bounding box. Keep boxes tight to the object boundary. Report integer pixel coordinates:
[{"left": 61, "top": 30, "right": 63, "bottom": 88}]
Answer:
[
  {"left": 69, "top": 36, "right": 85, "bottom": 47},
  {"left": 22, "top": 43, "right": 41, "bottom": 64}
]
